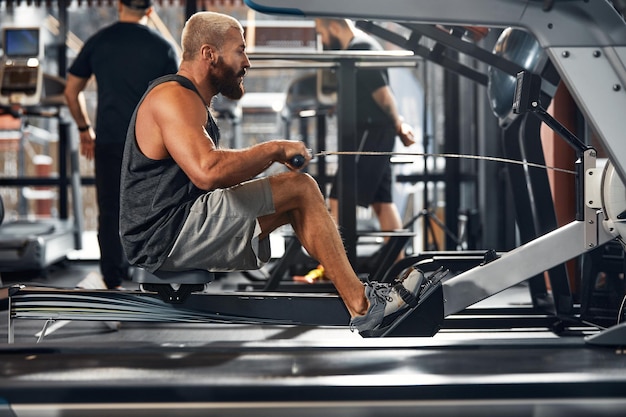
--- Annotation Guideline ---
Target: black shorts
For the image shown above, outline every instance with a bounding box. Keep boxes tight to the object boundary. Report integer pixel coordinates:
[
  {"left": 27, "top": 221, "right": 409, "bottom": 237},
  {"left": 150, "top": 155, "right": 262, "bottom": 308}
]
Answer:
[{"left": 330, "top": 125, "right": 396, "bottom": 207}]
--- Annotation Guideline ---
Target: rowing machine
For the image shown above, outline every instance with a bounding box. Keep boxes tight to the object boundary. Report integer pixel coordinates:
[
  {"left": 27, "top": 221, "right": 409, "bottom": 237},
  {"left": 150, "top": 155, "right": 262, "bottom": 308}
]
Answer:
[{"left": 1, "top": 264, "right": 448, "bottom": 343}]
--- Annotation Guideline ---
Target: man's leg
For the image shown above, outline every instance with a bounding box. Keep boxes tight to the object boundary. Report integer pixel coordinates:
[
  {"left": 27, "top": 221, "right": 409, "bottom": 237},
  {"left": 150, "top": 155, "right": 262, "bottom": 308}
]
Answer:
[
  {"left": 259, "top": 172, "right": 426, "bottom": 335},
  {"left": 328, "top": 197, "right": 339, "bottom": 225},
  {"left": 372, "top": 202, "right": 402, "bottom": 232},
  {"left": 369, "top": 149, "right": 402, "bottom": 236},
  {"left": 95, "top": 144, "right": 130, "bottom": 289},
  {"left": 372, "top": 202, "right": 405, "bottom": 261},
  {"left": 258, "top": 172, "right": 368, "bottom": 318},
  {"left": 332, "top": 199, "right": 403, "bottom": 238}
]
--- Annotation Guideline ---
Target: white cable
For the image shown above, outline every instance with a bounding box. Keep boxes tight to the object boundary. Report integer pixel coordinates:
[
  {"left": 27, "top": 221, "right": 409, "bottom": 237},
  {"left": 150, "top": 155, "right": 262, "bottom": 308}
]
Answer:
[
  {"left": 315, "top": 151, "right": 577, "bottom": 175},
  {"left": 618, "top": 293, "right": 626, "bottom": 324}
]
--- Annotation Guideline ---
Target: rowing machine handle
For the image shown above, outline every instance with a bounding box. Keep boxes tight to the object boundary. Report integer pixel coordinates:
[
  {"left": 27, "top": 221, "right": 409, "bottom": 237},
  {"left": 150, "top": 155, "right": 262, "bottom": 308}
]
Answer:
[{"left": 290, "top": 154, "right": 305, "bottom": 168}]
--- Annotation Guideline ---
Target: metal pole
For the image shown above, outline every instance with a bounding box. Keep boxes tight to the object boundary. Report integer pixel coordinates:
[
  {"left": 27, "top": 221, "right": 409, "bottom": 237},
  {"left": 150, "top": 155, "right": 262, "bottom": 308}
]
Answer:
[{"left": 336, "top": 57, "right": 357, "bottom": 264}]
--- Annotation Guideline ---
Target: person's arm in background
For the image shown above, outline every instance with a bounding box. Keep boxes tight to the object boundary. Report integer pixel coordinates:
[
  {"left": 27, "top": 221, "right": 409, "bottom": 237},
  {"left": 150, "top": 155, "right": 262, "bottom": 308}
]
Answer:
[
  {"left": 64, "top": 74, "right": 96, "bottom": 160},
  {"left": 372, "top": 85, "right": 416, "bottom": 147}
]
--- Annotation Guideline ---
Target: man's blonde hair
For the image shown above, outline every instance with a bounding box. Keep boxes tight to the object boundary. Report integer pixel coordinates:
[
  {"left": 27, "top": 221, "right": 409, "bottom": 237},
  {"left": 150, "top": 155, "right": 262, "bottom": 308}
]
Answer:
[{"left": 181, "top": 11, "right": 243, "bottom": 61}]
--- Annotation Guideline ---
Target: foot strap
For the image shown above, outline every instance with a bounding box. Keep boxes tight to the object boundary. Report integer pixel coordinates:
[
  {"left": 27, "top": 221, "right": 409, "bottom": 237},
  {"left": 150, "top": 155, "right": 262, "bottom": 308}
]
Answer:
[{"left": 393, "top": 283, "right": 419, "bottom": 308}]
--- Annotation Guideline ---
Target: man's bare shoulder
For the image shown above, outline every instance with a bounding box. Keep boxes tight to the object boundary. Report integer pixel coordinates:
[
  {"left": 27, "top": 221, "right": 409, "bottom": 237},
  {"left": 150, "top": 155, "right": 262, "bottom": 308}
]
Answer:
[
  {"left": 146, "top": 80, "right": 197, "bottom": 102},
  {"left": 142, "top": 81, "right": 205, "bottom": 121}
]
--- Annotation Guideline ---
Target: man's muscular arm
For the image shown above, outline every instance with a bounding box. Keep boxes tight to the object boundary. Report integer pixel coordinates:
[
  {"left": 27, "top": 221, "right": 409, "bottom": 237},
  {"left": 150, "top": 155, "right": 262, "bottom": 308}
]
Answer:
[
  {"left": 372, "top": 85, "right": 416, "bottom": 147},
  {"left": 136, "top": 82, "right": 309, "bottom": 191}
]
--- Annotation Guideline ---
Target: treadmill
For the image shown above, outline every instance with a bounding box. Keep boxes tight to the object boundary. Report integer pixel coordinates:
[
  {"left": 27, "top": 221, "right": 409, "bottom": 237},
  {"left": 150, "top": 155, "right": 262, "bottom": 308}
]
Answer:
[{"left": 0, "top": 27, "right": 81, "bottom": 279}]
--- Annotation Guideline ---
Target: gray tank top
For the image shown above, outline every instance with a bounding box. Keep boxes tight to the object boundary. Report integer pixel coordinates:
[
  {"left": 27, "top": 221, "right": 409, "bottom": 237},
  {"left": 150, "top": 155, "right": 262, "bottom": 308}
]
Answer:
[{"left": 119, "top": 74, "right": 220, "bottom": 272}]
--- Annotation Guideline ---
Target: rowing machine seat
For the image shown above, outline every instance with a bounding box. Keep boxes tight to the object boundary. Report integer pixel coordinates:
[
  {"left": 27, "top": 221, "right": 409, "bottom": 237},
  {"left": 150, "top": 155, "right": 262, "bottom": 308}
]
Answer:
[
  {"left": 132, "top": 268, "right": 215, "bottom": 304},
  {"left": 133, "top": 268, "right": 215, "bottom": 285}
]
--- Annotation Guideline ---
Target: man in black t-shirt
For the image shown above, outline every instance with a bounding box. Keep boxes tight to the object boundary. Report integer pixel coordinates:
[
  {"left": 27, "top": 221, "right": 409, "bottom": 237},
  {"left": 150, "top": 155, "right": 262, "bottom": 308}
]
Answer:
[
  {"left": 315, "top": 18, "right": 415, "bottom": 235},
  {"left": 64, "top": 0, "right": 178, "bottom": 289}
]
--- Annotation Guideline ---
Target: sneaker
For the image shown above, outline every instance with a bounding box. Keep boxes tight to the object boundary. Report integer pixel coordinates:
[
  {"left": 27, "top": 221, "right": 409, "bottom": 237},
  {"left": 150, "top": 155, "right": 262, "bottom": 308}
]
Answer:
[
  {"left": 350, "top": 267, "right": 424, "bottom": 336},
  {"left": 77, "top": 271, "right": 125, "bottom": 290},
  {"left": 72, "top": 272, "right": 121, "bottom": 332},
  {"left": 76, "top": 272, "right": 107, "bottom": 290}
]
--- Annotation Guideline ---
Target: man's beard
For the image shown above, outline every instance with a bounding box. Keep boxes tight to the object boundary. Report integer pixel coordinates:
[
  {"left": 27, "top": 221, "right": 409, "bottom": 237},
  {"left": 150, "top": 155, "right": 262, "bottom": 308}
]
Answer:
[{"left": 211, "top": 57, "right": 245, "bottom": 100}]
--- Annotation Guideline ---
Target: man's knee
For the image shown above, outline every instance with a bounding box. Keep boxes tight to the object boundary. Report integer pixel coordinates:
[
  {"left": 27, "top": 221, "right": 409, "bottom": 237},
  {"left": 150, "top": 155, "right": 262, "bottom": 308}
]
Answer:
[
  {"left": 298, "top": 172, "right": 319, "bottom": 188},
  {"left": 276, "top": 171, "right": 316, "bottom": 189},
  {"left": 271, "top": 172, "right": 322, "bottom": 204},
  {"left": 296, "top": 173, "right": 323, "bottom": 199}
]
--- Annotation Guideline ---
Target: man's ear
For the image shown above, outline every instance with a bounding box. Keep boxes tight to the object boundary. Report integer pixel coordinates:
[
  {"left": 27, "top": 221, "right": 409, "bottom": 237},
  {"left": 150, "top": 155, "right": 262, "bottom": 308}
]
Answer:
[{"left": 201, "top": 45, "right": 217, "bottom": 64}]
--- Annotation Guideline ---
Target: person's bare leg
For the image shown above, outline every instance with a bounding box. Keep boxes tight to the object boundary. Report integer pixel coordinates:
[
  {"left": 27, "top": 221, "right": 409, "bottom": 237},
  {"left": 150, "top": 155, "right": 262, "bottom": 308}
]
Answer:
[
  {"left": 332, "top": 200, "right": 403, "bottom": 236},
  {"left": 372, "top": 202, "right": 405, "bottom": 260},
  {"left": 372, "top": 202, "right": 403, "bottom": 233},
  {"left": 258, "top": 173, "right": 368, "bottom": 317}
]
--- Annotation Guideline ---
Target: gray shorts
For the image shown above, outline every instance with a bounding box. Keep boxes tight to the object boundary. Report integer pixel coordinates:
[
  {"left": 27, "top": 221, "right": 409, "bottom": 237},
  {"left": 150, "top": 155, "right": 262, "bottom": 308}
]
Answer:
[{"left": 160, "top": 177, "right": 275, "bottom": 272}]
